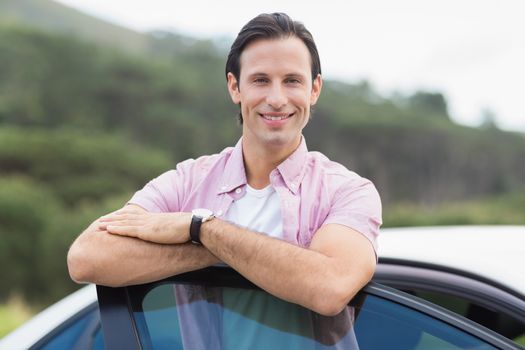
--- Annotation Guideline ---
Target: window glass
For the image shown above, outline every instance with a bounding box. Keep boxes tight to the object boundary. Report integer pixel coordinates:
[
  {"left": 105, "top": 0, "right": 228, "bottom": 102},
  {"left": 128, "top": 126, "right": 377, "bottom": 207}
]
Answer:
[
  {"left": 135, "top": 284, "right": 357, "bottom": 349},
  {"left": 407, "top": 288, "right": 525, "bottom": 346},
  {"left": 133, "top": 283, "right": 498, "bottom": 350},
  {"left": 92, "top": 324, "right": 105, "bottom": 349},
  {"left": 40, "top": 306, "right": 104, "bottom": 350},
  {"left": 353, "top": 294, "right": 496, "bottom": 350}
]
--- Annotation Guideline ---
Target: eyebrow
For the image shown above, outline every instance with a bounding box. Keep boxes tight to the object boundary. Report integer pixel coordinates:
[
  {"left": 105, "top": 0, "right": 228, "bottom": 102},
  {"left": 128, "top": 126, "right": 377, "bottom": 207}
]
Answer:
[
  {"left": 246, "top": 72, "right": 307, "bottom": 80},
  {"left": 284, "top": 73, "right": 306, "bottom": 80},
  {"left": 247, "top": 72, "right": 268, "bottom": 78}
]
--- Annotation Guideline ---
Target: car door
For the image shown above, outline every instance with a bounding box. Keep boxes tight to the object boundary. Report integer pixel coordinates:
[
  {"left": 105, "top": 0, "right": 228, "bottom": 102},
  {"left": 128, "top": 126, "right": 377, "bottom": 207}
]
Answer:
[
  {"left": 0, "top": 285, "right": 104, "bottom": 350},
  {"left": 374, "top": 259, "right": 525, "bottom": 346},
  {"left": 97, "top": 266, "right": 520, "bottom": 349}
]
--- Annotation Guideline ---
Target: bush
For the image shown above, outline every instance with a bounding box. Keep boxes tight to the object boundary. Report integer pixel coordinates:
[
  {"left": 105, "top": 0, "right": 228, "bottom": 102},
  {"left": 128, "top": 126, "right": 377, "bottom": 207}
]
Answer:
[
  {"left": 0, "top": 177, "right": 61, "bottom": 303},
  {"left": 0, "top": 127, "right": 172, "bottom": 205},
  {"left": 0, "top": 127, "right": 174, "bottom": 305},
  {"left": 384, "top": 188, "right": 525, "bottom": 227}
]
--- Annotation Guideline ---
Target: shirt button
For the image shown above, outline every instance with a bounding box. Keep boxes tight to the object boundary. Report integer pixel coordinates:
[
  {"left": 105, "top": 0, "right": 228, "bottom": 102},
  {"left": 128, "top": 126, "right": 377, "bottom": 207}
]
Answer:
[
  {"left": 216, "top": 210, "right": 223, "bottom": 216},
  {"left": 235, "top": 188, "right": 242, "bottom": 194},
  {"left": 220, "top": 186, "right": 226, "bottom": 191},
  {"left": 290, "top": 183, "right": 296, "bottom": 189}
]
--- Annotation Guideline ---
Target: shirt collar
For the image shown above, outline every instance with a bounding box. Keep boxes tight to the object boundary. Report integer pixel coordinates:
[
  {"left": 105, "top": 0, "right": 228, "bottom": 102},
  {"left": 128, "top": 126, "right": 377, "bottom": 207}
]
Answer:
[
  {"left": 217, "top": 138, "right": 247, "bottom": 194},
  {"left": 217, "top": 136, "right": 308, "bottom": 195},
  {"left": 276, "top": 136, "right": 308, "bottom": 195}
]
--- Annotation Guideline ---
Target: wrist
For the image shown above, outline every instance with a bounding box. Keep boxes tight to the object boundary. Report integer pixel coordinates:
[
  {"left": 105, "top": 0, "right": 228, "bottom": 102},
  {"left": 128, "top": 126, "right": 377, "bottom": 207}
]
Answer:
[{"left": 190, "top": 209, "right": 215, "bottom": 244}]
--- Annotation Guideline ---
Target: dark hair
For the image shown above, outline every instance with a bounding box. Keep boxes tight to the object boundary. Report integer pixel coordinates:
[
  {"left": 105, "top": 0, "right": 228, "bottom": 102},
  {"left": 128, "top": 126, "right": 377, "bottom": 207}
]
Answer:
[
  {"left": 226, "top": 13, "right": 322, "bottom": 123},
  {"left": 226, "top": 13, "right": 321, "bottom": 81}
]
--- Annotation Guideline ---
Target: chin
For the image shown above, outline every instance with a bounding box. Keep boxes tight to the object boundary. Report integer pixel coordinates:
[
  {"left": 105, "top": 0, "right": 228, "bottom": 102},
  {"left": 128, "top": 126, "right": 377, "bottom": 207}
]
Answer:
[{"left": 260, "top": 134, "right": 299, "bottom": 148}]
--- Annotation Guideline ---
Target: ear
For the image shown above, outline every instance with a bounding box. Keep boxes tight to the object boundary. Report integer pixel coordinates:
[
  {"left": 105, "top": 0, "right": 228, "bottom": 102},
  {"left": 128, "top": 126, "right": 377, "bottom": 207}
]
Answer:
[
  {"left": 309, "top": 74, "right": 323, "bottom": 106},
  {"left": 227, "top": 72, "right": 241, "bottom": 104}
]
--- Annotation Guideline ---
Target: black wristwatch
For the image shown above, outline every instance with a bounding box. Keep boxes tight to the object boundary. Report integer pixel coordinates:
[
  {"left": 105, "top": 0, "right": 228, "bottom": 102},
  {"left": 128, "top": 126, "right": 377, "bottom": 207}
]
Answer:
[{"left": 190, "top": 208, "right": 215, "bottom": 244}]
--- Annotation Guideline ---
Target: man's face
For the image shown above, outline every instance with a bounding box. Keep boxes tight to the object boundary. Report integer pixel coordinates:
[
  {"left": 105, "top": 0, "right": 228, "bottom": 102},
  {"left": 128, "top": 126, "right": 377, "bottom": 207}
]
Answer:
[{"left": 227, "top": 36, "right": 322, "bottom": 152}]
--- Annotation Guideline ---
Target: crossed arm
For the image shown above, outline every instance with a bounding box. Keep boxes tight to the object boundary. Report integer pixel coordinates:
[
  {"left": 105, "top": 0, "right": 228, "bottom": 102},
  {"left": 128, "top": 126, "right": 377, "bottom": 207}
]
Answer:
[
  {"left": 67, "top": 205, "right": 220, "bottom": 286},
  {"left": 67, "top": 204, "right": 376, "bottom": 316}
]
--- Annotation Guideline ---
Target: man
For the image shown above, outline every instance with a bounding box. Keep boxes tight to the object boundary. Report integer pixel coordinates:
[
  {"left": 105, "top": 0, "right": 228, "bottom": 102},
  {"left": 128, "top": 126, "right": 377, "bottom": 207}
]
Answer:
[{"left": 67, "top": 12, "right": 381, "bottom": 317}]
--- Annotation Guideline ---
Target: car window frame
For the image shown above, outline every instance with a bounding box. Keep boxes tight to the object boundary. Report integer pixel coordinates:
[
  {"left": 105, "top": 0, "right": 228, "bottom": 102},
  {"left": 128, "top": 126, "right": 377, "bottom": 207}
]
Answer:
[
  {"left": 97, "top": 266, "right": 521, "bottom": 350},
  {"left": 375, "top": 258, "right": 525, "bottom": 325},
  {"left": 378, "top": 257, "right": 525, "bottom": 301}
]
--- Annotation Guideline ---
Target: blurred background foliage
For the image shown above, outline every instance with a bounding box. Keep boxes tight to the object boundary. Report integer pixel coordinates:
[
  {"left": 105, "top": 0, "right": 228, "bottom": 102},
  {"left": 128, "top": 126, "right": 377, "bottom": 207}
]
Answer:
[{"left": 0, "top": 0, "right": 524, "bottom": 325}]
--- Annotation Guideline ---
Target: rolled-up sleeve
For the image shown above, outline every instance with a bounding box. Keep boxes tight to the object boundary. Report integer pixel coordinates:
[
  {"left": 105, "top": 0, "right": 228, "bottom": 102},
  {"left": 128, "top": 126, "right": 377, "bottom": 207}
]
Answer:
[
  {"left": 128, "top": 159, "right": 196, "bottom": 212},
  {"left": 323, "top": 177, "right": 382, "bottom": 255}
]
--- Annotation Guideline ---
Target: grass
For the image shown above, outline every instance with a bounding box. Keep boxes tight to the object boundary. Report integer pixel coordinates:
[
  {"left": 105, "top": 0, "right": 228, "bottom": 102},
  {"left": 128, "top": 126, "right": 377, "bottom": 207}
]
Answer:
[
  {"left": 0, "top": 295, "right": 34, "bottom": 338},
  {"left": 384, "top": 189, "right": 525, "bottom": 227},
  {"left": 515, "top": 335, "right": 525, "bottom": 346}
]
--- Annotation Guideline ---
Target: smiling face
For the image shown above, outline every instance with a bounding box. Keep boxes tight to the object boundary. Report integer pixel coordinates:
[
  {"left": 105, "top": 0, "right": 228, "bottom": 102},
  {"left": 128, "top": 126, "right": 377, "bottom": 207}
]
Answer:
[{"left": 227, "top": 36, "right": 322, "bottom": 155}]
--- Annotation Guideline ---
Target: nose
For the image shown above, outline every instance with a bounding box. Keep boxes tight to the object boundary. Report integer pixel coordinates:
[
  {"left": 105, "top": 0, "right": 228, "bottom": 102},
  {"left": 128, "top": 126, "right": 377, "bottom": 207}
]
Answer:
[{"left": 266, "top": 83, "right": 287, "bottom": 109}]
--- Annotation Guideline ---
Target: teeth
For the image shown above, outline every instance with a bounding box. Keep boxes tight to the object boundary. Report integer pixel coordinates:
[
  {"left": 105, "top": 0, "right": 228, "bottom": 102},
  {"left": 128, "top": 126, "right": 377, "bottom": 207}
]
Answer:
[{"left": 262, "top": 115, "right": 289, "bottom": 120}]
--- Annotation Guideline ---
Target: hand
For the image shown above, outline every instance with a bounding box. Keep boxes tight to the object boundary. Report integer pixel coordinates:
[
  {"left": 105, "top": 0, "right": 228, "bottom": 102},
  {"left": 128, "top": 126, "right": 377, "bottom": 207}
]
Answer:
[{"left": 98, "top": 207, "right": 192, "bottom": 244}]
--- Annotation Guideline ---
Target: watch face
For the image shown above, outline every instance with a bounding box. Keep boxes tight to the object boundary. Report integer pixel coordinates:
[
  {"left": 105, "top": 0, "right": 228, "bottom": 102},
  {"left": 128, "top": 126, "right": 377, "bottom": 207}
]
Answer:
[{"left": 192, "top": 208, "right": 213, "bottom": 218}]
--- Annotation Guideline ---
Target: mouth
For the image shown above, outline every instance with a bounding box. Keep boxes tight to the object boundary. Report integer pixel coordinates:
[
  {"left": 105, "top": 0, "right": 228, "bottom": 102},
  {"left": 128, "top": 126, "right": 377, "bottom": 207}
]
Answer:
[{"left": 259, "top": 113, "right": 294, "bottom": 121}]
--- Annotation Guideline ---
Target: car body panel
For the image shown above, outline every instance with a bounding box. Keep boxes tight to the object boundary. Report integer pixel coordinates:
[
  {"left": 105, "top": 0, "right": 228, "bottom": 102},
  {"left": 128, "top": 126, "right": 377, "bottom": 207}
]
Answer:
[
  {"left": 0, "top": 285, "right": 97, "bottom": 350},
  {"left": 378, "top": 226, "right": 525, "bottom": 296}
]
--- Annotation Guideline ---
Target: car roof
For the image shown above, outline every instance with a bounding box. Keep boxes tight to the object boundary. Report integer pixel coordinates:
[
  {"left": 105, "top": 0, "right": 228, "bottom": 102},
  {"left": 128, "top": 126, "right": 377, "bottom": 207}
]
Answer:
[{"left": 378, "top": 225, "right": 525, "bottom": 296}]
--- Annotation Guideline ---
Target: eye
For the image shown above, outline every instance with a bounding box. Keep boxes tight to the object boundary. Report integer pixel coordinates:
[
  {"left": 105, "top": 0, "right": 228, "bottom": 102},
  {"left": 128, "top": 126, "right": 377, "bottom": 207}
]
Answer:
[
  {"left": 253, "top": 77, "right": 269, "bottom": 84},
  {"left": 285, "top": 78, "right": 301, "bottom": 85}
]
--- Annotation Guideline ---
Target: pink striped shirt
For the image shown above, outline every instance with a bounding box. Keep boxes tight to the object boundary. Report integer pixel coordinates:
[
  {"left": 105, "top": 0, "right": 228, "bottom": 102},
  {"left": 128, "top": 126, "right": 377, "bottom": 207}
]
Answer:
[{"left": 129, "top": 137, "right": 381, "bottom": 252}]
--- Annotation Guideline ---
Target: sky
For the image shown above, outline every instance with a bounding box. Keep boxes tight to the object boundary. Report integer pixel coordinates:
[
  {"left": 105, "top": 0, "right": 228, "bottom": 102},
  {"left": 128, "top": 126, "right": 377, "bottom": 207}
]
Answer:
[{"left": 55, "top": 0, "right": 525, "bottom": 132}]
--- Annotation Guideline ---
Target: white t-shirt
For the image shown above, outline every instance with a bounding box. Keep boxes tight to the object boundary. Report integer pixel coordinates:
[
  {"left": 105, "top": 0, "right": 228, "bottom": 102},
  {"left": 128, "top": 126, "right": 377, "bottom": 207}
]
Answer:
[
  {"left": 223, "top": 184, "right": 283, "bottom": 239},
  {"left": 220, "top": 184, "right": 357, "bottom": 349}
]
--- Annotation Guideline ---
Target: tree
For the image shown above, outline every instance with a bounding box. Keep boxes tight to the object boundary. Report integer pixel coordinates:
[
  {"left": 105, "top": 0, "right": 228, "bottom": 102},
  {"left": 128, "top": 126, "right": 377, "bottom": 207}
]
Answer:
[{"left": 408, "top": 91, "right": 450, "bottom": 120}]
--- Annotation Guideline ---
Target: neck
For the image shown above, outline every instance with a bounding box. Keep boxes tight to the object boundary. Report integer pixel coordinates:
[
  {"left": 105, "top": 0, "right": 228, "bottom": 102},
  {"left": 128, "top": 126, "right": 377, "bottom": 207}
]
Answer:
[{"left": 242, "top": 137, "right": 301, "bottom": 189}]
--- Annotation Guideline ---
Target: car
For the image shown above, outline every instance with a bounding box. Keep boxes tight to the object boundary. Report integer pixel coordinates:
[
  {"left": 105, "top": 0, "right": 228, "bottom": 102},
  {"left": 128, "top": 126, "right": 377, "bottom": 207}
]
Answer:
[
  {"left": 1, "top": 226, "right": 524, "bottom": 349},
  {"left": 0, "top": 284, "right": 101, "bottom": 350}
]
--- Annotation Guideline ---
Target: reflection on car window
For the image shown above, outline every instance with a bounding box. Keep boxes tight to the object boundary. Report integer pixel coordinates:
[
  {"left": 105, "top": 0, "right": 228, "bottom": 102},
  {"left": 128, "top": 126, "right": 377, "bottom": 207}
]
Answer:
[
  {"left": 405, "top": 289, "right": 525, "bottom": 346},
  {"left": 134, "top": 284, "right": 357, "bottom": 349},
  {"left": 354, "top": 295, "right": 496, "bottom": 350},
  {"left": 132, "top": 283, "right": 498, "bottom": 350},
  {"left": 40, "top": 306, "right": 104, "bottom": 350}
]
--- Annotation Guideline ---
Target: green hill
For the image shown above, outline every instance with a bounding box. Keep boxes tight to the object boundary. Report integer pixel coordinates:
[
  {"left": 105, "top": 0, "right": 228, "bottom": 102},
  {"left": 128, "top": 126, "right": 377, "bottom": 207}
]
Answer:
[
  {"left": 2, "top": 23, "right": 524, "bottom": 208},
  {"left": 0, "top": 0, "right": 149, "bottom": 53}
]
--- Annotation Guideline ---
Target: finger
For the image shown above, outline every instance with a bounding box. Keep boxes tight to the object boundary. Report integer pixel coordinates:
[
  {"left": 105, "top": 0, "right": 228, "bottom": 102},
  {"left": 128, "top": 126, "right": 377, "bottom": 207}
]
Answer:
[
  {"left": 117, "top": 206, "right": 146, "bottom": 215},
  {"left": 95, "top": 225, "right": 108, "bottom": 232},
  {"left": 98, "top": 221, "right": 126, "bottom": 230},
  {"left": 99, "top": 214, "right": 119, "bottom": 222},
  {"left": 104, "top": 207, "right": 129, "bottom": 216},
  {"left": 106, "top": 225, "right": 140, "bottom": 237},
  {"left": 104, "top": 219, "right": 144, "bottom": 228},
  {"left": 100, "top": 212, "right": 130, "bottom": 220},
  {"left": 99, "top": 213, "right": 142, "bottom": 222}
]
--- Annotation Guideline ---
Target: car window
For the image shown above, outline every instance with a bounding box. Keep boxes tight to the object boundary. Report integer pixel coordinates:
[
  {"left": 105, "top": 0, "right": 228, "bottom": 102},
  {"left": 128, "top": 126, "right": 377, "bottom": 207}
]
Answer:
[
  {"left": 39, "top": 305, "right": 104, "bottom": 350},
  {"left": 353, "top": 292, "right": 498, "bottom": 350},
  {"left": 408, "top": 289, "right": 525, "bottom": 347},
  {"left": 130, "top": 283, "right": 499, "bottom": 350},
  {"left": 374, "top": 261, "right": 525, "bottom": 347}
]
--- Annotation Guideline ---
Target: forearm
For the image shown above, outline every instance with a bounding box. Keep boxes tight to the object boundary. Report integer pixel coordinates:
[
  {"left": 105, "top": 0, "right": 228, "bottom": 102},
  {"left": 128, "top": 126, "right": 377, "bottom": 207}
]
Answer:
[
  {"left": 90, "top": 206, "right": 375, "bottom": 313},
  {"left": 67, "top": 221, "right": 219, "bottom": 287},
  {"left": 200, "top": 220, "right": 366, "bottom": 315}
]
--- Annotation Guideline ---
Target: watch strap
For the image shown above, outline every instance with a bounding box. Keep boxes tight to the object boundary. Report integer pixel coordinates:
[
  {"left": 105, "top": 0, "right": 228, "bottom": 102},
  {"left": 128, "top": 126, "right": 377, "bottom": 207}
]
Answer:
[{"left": 190, "top": 215, "right": 203, "bottom": 244}]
